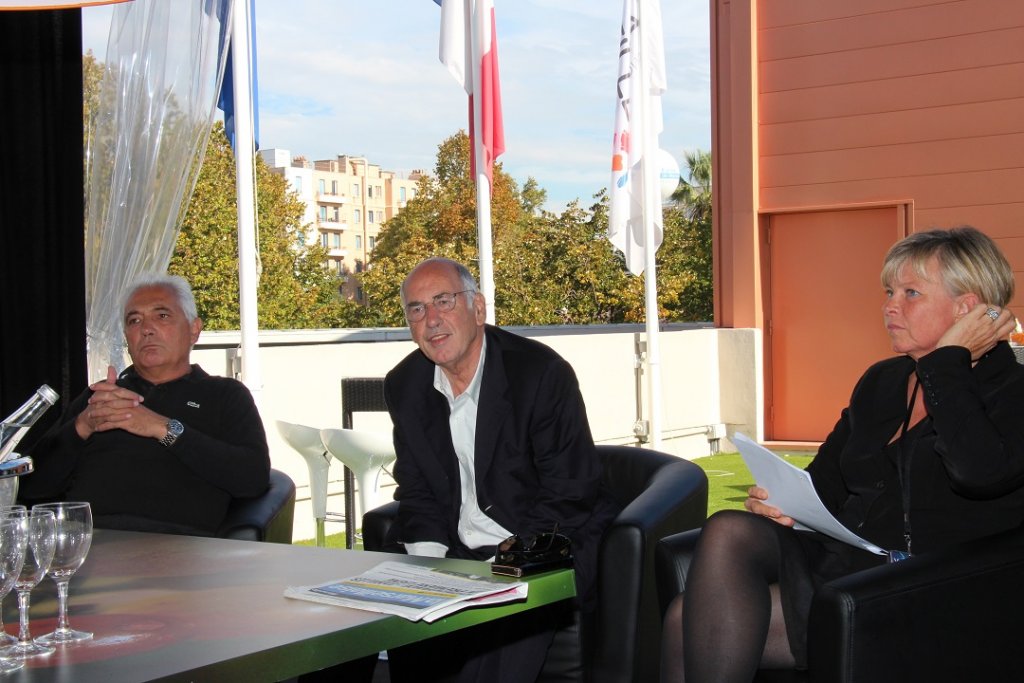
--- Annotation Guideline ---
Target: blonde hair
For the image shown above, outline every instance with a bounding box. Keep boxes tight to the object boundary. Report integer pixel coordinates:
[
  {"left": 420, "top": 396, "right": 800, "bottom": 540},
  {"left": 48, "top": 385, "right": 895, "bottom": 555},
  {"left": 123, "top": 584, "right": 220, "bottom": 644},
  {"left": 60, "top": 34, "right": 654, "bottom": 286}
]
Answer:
[{"left": 881, "top": 226, "right": 1014, "bottom": 306}]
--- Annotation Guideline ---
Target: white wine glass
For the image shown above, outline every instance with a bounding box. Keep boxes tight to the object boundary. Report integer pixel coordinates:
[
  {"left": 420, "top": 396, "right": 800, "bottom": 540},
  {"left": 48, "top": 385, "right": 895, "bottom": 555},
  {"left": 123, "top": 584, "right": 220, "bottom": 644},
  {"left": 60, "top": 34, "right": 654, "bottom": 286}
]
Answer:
[
  {"left": 0, "top": 505, "right": 24, "bottom": 648},
  {"left": 0, "top": 508, "right": 55, "bottom": 657},
  {"left": 0, "top": 517, "right": 26, "bottom": 673},
  {"left": 33, "top": 502, "right": 92, "bottom": 645}
]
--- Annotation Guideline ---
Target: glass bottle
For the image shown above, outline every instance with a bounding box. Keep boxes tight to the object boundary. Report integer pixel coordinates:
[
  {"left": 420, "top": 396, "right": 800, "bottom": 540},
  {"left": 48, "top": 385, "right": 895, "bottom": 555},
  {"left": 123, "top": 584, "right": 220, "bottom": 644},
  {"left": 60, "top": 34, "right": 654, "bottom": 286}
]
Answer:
[{"left": 0, "top": 385, "right": 59, "bottom": 463}]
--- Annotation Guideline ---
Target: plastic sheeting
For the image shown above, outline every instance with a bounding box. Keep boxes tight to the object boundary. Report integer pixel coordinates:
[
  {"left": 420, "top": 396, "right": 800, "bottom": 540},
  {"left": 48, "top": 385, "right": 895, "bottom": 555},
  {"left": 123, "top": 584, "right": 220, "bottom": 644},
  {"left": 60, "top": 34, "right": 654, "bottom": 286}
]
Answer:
[{"left": 83, "top": 0, "right": 232, "bottom": 381}]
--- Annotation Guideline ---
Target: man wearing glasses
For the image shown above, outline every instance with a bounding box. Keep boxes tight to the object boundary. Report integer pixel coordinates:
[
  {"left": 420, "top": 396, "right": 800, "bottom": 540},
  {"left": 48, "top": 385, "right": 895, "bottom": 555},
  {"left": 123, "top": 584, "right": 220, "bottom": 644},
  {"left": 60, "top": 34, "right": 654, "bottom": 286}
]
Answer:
[{"left": 382, "top": 257, "right": 618, "bottom": 682}]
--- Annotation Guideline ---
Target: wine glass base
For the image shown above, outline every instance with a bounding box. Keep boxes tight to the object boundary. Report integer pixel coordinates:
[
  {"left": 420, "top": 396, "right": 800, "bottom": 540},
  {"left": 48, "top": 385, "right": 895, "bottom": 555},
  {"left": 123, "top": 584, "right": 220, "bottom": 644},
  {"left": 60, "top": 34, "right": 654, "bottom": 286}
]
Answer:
[
  {"left": 0, "top": 633, "right": 15, "bottom": 648},
  {"left": 0, "top": 656, "right": 23, "bottom": 674},
  {"left": 1, "top": 639, "right": 54, "bottom": 658},
  {"left": 35, "top": 628, "right": 92, "bottom": 645}
]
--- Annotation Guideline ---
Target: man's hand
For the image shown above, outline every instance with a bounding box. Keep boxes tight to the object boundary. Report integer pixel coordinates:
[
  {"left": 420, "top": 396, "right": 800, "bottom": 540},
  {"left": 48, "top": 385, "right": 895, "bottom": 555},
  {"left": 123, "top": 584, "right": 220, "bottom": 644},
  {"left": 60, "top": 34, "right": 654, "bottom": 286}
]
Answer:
[
  {"left": 75, "top": 365, "right": 167, "bottom": 441},
  {"left": 743, "top": 485, "right": 795, "bottom": 527}
]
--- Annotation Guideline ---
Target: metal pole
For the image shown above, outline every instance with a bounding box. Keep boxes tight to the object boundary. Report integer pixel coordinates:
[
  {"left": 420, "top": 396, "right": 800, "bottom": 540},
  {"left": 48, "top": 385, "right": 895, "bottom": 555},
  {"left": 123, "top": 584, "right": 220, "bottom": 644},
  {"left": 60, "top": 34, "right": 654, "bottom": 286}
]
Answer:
[{"left": 231, "top": 0, "right": 263, "bottom": 407}]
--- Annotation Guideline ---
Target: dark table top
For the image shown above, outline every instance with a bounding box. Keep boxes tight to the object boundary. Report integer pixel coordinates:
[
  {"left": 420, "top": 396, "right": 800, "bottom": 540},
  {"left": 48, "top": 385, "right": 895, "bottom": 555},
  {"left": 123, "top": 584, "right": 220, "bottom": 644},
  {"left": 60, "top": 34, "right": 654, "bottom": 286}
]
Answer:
[{"left": 3, "top": 530, "right": 576, "bottom": 682}]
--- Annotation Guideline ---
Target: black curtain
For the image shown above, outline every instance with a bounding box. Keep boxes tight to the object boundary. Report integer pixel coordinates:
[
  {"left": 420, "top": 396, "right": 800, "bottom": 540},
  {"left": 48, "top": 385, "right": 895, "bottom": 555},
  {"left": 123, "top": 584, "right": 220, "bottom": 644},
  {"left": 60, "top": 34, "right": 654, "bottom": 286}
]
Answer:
[{"left": 0, "top": 9, "right": 87, "bottom": 442}]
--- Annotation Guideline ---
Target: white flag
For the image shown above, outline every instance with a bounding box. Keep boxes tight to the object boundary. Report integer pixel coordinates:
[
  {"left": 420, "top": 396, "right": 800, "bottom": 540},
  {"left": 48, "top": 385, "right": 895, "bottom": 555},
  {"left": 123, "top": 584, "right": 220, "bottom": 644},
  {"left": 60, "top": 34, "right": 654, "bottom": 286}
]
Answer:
[{"left": 608, "top": 0, "right": 666, "bottom": 276}]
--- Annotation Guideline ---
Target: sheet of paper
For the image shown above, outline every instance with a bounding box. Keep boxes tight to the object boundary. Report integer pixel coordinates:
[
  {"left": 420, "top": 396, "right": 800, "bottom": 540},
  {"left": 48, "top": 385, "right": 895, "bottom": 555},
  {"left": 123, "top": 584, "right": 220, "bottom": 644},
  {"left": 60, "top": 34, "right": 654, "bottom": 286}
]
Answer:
[{"left": 734, "top": 433, "right": 885, "bottom": 555}]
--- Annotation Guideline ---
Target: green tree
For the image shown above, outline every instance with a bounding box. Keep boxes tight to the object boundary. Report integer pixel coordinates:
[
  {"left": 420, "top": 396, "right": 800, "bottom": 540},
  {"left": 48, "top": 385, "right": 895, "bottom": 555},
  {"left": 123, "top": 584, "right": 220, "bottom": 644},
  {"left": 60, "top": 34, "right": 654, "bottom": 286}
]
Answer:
[
  {"left": 363, "top": 132, "right": 645, "bottom": 326},
  {"left": 660, "top": 150, "right": 713, "bottom": 321},
  {"left": 82, "top": 50, "right": 103, "bottom": 149},
  {"left": 169, "top": 123, "right": 360, "bottom": 329}
]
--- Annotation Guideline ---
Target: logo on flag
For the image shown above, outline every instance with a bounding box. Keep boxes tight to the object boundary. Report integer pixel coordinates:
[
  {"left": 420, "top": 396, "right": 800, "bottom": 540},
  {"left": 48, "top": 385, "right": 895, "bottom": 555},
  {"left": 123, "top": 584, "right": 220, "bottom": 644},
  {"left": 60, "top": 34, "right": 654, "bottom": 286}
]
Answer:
[{"left": 608, "top": 0, "right": 666, "bottom": 276}]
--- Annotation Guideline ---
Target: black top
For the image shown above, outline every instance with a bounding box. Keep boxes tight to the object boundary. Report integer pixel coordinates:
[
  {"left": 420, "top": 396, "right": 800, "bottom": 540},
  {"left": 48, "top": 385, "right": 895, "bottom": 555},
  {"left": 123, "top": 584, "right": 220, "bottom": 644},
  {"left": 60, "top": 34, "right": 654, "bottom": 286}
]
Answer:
[
  {"left": 21, "top": 365, "right": 270, "bottom": 535},
  {"left": 808, "top": 341, "right": 1024, "bottom": 553}
]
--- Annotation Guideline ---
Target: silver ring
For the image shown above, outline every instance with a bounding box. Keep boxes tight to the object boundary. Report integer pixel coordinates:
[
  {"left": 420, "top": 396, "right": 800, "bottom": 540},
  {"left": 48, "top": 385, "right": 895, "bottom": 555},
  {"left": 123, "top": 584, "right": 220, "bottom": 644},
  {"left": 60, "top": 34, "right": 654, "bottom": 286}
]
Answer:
[{"left": 986, "top": 307, "right": 1000, "bottom": 321}]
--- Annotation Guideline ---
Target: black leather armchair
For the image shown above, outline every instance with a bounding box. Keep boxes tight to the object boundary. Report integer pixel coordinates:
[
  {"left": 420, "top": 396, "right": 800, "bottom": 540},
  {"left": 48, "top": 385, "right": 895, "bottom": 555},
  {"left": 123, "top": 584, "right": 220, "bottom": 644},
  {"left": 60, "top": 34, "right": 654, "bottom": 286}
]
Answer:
[
  {"left": 217, "top": 468, "right": 296, "bottom": 543},
  {"left": 655, "top": 522, "right": 1024, "bottom": 682},
  {"left": 362, "top": 444, "right": 709, "bottom": 683}
]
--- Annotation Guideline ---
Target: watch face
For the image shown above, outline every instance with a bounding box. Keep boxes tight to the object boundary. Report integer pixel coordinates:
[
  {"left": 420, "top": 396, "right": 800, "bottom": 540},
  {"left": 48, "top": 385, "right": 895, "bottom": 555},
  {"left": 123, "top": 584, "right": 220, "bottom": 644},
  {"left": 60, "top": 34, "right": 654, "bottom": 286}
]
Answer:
[{"left": 162, "top": 420, "right": 184, "bottom": 446}]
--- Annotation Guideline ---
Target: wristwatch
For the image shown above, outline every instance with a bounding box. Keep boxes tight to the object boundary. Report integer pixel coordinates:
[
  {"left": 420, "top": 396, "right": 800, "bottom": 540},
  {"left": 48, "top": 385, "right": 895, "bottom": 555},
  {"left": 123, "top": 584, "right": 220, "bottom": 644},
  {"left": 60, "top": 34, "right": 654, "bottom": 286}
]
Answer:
[{"left": 160, "top": 419, "right": 184, "bottom": 447}]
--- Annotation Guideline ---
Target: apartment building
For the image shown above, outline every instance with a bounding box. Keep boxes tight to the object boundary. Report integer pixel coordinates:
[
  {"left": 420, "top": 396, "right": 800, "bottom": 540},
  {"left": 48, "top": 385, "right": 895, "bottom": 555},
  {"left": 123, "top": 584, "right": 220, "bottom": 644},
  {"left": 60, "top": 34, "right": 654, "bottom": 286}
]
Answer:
[{"left": 260, "top": 149, "right": 422, "bottom": 302}]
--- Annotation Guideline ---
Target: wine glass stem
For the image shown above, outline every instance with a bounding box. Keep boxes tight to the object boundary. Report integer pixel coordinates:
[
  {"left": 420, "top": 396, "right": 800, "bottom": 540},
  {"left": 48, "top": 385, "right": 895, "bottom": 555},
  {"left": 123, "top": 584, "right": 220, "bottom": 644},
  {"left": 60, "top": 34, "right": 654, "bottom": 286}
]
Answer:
[
  {"left": 54, "top": 579, "right": 70, "bottom": 632},
  {"left": 16, "top": 589, "right": 30, "bottom": 643}
]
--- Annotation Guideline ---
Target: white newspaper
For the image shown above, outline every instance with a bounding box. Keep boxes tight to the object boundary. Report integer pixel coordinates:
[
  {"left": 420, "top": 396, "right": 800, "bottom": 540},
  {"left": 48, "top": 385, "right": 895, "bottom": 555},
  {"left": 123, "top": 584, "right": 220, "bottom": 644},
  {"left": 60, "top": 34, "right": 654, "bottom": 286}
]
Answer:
[
  {"left": 734, "top": 433, "right": 885, "bottom": 555},
  {"left": 284, "top": 561, "right": 529, "bottom": 623}
]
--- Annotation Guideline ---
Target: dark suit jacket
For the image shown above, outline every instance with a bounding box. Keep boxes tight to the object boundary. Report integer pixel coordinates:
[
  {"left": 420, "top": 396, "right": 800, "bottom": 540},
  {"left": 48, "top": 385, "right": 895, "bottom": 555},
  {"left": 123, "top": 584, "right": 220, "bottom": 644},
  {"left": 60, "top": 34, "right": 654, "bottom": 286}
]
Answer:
[{"left": 383, "top": 325, "right": 618, "bottom": 606}]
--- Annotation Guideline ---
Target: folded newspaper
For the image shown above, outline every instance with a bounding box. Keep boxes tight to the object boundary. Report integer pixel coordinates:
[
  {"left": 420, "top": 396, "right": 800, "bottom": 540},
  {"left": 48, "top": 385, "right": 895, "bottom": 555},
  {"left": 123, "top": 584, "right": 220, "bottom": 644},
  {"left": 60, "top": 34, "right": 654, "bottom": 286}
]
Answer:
[{"left": 284, "top": 561, "right": 529, "bottom": 623}]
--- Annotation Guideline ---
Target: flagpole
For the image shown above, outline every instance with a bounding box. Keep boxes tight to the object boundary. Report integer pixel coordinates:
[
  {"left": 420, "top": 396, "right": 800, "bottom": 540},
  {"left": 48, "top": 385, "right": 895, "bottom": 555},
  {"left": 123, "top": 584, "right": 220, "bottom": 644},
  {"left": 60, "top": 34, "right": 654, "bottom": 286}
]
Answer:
[
  {"left": 472, "top": 0, "right": 496, "bottom": 324},
  {"left": 639, "top": 0, "right": 663, "bottom": 448},
  {"left": 230, "top": 0, "right": 263, "bottom": 407}
]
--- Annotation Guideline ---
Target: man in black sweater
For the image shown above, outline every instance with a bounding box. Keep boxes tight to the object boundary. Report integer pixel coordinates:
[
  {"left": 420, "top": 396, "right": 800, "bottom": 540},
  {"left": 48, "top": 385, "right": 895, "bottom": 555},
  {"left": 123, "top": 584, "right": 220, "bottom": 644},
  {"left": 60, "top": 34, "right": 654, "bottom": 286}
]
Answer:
[{"left": 21, "top": 274, "right": 269, "bottom": 535}]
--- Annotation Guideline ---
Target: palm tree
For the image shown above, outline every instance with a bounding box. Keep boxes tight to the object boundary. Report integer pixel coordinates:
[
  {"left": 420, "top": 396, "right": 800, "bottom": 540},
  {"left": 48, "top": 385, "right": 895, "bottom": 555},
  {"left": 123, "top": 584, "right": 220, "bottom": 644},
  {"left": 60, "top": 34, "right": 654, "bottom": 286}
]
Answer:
[{"left": 670, "top": 150, "right": 712, "bottom": 224}]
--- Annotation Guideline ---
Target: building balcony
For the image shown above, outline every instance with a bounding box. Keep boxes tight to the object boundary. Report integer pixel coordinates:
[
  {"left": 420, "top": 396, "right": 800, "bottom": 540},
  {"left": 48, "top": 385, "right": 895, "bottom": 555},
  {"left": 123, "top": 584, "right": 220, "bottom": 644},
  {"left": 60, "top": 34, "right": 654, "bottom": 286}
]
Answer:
[
  {"left": 318, "top": 219, "right": 347, "bottom": 231},
  {"left": 318, "top": 193, "right": 348, "bottom": 205},
  {"left": 327, "top": 247, "right": 347, "bottom": 258}
]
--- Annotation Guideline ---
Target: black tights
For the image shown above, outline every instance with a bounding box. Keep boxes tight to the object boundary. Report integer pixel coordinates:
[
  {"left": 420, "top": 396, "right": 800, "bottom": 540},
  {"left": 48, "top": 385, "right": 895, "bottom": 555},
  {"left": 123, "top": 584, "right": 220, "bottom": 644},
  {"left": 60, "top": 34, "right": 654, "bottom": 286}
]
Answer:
[{"left": 662, "top": 510, "right": 797, "bottom": 683}]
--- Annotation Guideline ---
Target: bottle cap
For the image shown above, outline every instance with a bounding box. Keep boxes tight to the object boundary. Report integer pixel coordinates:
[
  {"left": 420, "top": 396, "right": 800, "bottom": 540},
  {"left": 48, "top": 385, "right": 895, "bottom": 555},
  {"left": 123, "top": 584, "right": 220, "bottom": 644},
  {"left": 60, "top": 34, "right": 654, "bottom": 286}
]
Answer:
[{"left": 37, "top": 385, "right": 58, "bottom": 404}]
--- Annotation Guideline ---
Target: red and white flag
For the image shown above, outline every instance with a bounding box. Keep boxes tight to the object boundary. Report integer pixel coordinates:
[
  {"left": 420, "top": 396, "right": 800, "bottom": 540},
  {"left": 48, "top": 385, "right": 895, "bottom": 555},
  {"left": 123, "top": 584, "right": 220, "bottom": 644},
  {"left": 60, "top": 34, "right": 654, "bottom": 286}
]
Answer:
[
  {"left": 437, "top": 0, "right": 505, "bottom": 185},
  {"left": 609, "top": 0, "right": 666, "bottom": 275}
]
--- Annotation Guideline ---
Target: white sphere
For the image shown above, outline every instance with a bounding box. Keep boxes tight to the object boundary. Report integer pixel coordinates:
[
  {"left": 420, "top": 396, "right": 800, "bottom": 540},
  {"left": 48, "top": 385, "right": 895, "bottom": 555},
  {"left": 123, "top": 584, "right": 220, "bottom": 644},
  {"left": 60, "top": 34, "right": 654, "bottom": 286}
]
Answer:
[{"left": 658, "top": 149, "right": 681, "bottom": 200}]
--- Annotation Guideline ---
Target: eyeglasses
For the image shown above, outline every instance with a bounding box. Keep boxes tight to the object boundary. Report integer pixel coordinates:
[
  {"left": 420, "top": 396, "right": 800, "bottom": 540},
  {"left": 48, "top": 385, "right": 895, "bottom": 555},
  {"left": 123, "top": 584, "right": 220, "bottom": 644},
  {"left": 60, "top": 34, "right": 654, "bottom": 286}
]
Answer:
[{"left": 404, "top": 290, "right": 473, "bottom": 322}]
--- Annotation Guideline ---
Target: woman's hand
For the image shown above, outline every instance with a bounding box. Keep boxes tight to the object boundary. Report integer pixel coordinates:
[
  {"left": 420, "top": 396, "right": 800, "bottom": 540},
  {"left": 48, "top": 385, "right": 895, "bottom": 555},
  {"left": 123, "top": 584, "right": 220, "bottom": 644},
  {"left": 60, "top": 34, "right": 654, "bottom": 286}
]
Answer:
[
  {"left": 744, "top": 485, "right": 796, "bottom": 527},
  {"left": 939, "top": 304, "right": 1017, "bottom": 361}
]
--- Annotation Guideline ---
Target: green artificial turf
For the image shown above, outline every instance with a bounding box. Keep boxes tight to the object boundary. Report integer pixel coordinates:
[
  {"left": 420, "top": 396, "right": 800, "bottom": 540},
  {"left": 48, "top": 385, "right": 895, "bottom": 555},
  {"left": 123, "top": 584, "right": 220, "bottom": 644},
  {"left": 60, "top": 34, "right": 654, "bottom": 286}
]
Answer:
[{"left": 694, "top": 451, "right": 814, "bottom": 515}]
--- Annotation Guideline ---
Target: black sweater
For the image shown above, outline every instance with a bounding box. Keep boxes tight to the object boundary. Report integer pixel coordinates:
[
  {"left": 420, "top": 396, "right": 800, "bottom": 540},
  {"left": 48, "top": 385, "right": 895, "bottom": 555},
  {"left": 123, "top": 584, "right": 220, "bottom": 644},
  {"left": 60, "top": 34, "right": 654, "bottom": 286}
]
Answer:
[{"left": 21, "top": 365, "right": 269, "bottom": 535}]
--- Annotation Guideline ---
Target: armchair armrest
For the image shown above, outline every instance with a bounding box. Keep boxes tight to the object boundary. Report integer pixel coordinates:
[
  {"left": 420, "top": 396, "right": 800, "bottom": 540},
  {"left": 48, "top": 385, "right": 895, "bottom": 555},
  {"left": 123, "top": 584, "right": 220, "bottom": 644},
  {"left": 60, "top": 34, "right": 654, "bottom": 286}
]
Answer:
[
  {"left": 808, "top": 523, "right": 1024, "bottom": 682},
  {"left": 653, "top": 528, "right": 701, "bottom": 615},
  {"left": 362, "top": 500, "right": 400, "bottom": 552},
  {"left": 217, "top": 468, "right": 296, "bottom": 543}
]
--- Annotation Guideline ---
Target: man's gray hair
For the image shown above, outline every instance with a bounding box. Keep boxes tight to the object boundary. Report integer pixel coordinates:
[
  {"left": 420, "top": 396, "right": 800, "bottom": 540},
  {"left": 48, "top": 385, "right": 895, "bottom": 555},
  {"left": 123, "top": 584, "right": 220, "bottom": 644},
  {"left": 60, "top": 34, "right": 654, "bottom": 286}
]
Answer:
[
  {"left": 400, "top": 257, "right": 479, "bottom": 306},
  {"left": 122, "top": 273, "right": 199, "bottom": 324}
]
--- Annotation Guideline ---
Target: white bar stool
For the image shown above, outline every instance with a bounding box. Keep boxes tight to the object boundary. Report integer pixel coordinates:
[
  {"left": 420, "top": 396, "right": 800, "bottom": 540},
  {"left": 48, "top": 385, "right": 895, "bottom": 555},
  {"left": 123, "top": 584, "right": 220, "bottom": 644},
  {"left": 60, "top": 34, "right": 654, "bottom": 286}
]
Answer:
[
  {"left": 275, "top": 420, "right": 340, "bottom": 547},
  {"left": 318, "top": 428, "right": 396, "bottom": 541}
]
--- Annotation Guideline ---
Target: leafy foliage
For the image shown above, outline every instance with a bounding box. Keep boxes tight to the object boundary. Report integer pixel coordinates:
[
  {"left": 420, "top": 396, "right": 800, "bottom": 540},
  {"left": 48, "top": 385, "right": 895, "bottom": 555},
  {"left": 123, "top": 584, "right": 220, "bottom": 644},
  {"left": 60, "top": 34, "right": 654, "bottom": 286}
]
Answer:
[
  {"left": 169, "top": 123, "right": 360, "bottom": 330},
  {"left": 361, "top": 132, "right": 713, "bottom": 326}
]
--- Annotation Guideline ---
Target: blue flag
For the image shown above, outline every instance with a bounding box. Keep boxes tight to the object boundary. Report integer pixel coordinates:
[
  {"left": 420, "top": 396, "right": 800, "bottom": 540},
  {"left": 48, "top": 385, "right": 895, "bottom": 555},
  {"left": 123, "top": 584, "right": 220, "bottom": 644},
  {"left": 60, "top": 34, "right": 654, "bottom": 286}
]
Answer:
[{"left": 218, "top": 0, "right": 260, "bottom": 150}]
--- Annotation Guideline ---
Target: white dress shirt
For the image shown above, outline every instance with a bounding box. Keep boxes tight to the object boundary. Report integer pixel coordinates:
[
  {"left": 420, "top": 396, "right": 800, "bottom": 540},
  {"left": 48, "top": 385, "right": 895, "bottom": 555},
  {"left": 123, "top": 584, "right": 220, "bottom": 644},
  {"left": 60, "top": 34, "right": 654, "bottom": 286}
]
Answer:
[{"left": 403, "top": 336, "right": 513, "bottom": 559}]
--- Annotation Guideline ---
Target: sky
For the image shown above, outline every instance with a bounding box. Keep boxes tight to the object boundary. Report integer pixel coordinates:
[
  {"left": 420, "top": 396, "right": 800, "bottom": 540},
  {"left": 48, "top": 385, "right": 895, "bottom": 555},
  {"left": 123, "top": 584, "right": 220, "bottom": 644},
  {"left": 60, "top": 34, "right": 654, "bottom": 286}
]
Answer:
[{"left": 81, "top": 0, "right": 711, "bottom": 213}]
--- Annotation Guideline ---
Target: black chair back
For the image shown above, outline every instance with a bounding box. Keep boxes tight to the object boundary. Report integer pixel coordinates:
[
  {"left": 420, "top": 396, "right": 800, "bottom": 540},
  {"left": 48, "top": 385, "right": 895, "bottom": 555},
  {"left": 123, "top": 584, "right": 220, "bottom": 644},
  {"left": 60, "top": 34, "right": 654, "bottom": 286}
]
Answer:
[{"left": 340, "top": 377, "right": 388, "bottom": 547}]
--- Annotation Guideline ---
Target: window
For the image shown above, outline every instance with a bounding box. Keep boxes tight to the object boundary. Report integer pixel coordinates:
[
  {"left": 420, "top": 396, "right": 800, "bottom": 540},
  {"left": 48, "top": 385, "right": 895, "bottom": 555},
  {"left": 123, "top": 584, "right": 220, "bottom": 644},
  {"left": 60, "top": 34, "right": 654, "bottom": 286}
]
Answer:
[
  {"left": 332, "top": 233, "right": 341, "bottom": 247},
  {"left": 368, "top": 210, "right": 374, "bottom": 224},
  {"left": 353, "top": 183, "right": 360, "bottom": 196},
  {"left": 318, "top": 179, "right": 325, "bottom": 193},
  {"left": 353, "top": 209, "right": 361, "bottom": 224},
  {"left": 357, "top": 286, "right": 364, "bottom": 302},
  {"left": 319, "top": 206, "right": 327, "bottom": 221},
  {"left": 376, "top": 185, "right": 382, "bottom": 197},
  {"left": 331, "top": 180, "right": 338, "bottom": 194},
  {"left": 294, "top": 176, "right": 303, "bottom": 192},
  {"left": 336, "top": 259, "right": 345, "bottom": 273},
  {"left": 369, "top": 236, "right": 376, "bottom": 250},
  {"left": 321, "top": 234, "right": 328, "bottom": 247},
  {"left": 367, "top": 185, "right": 373, "bottom": 198},
  {"left": 355, "top": 235, "right": 362, "bottom": 250},
  {"left": 355, "top": 260, "right": 364, "bottom": 273},
  {"left": 333, "top": 207, "right": 340, "bottom": 221},
  {"left": 399, "top": 187, "right": 406, "bottom": 202}
]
